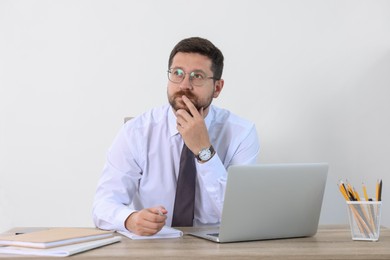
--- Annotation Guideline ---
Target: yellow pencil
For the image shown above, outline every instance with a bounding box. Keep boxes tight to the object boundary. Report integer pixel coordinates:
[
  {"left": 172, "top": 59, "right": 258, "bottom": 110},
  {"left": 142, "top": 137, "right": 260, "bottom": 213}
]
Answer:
[
  {"left": 338, "top": 184, "right": 349, "bottom": 201},
  {"left": 376, "top": 180, "right": 380, "bottom": 201},
  {"left": 353, "top": 187, "right": 361, "bottom": 201},
  {"left": 362, "top": 183, "right": 369, "bottom": 201}
]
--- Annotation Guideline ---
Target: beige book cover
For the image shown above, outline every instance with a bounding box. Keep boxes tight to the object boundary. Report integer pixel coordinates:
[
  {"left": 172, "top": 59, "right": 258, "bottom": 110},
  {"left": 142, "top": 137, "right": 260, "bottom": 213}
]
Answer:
[{"left": 0, "top": 227, "right": 114, "bottom": 248}]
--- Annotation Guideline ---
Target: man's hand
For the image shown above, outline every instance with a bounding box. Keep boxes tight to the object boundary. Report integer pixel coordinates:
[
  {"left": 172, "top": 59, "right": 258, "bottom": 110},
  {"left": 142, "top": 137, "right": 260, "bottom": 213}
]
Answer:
[
  {"left": 175, "top": 95, "right": 211, "bottom": 154},
  {"left": 125, "top": 206, "right": 168, "bottom": 236}
]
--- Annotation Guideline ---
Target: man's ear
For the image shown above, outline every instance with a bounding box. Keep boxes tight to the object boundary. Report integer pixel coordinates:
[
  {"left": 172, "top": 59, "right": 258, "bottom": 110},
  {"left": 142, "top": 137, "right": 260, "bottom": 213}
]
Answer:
[{"left": 213, "top": 79, "right": 224, "bottom": 98}]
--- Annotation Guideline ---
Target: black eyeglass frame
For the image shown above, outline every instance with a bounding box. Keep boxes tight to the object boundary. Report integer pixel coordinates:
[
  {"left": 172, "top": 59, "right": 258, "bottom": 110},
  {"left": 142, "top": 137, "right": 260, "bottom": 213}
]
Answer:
[{"left": 167, "top": 68, "right": 217, "bottom": 86}]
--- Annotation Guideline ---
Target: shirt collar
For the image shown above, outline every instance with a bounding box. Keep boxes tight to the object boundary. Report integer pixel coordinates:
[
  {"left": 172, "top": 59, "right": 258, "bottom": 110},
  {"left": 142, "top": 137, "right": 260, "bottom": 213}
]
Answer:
[{"left": 168, "top": 107, "right": 179, "bottom": 137}]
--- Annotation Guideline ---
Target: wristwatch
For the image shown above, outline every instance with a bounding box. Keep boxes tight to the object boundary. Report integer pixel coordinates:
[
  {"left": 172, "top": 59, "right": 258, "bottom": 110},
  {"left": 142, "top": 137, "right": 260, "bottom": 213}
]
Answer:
[{"left": 196, "top": 145, "right": 216, "bottom": 162}]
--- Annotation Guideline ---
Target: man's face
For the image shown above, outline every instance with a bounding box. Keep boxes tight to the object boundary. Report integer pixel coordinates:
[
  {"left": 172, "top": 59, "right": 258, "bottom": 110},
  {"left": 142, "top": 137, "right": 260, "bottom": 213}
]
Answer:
[{"left": 167, "top": 52, "right": 221, "bottom": 115}]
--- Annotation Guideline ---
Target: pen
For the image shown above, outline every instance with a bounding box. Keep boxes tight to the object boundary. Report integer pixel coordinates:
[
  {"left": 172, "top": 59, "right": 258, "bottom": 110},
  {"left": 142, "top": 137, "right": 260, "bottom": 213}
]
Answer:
[{"left": 157, "top": 208, "right": 167, "bottom": 216}]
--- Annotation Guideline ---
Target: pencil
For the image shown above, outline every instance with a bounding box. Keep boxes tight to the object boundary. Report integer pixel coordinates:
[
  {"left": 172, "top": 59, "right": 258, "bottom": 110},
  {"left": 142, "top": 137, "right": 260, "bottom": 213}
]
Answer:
[
  {"left": 339, "top": 180, "right": 378, "bottom": 238},
  {"left": 362, "top": 183, "right": 369, "bottom": 201},
  {"left": 353, "top": 187, "right": 361, "bottom": 201},
  {"left": 338, "top": 183, "right": 349, "bottom": 201}
]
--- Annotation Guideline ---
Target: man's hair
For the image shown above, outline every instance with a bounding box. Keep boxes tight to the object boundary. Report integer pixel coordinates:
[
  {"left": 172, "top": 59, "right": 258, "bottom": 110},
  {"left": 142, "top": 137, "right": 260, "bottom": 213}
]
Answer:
[{"left": 168, "top": 37, "right": 224, "bottom": 80}]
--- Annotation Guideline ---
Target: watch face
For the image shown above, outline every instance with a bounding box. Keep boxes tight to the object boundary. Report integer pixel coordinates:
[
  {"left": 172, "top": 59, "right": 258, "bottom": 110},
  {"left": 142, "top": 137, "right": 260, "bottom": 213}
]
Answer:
[{"left": 199, "top": 149, "right": 212, "bottom": 160}]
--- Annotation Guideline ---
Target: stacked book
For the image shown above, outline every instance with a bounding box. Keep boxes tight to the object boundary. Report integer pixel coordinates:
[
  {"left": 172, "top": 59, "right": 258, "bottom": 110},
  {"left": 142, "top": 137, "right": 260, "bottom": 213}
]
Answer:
[{"left": 0, "top": 227, "right": 121, "bottom": 257}]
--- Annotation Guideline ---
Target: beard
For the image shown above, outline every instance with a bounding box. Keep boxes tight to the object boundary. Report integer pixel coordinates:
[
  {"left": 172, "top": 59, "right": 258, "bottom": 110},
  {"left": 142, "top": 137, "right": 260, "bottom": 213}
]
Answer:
[{"left": 168, "top": 89, "right": 213, "bottom": 115}]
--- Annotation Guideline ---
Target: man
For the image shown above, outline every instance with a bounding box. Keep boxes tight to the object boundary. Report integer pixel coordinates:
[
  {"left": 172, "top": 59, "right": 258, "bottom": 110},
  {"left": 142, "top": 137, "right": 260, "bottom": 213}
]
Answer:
[{"left": 92, "top": 37, "right": 260, "bottom": 236}]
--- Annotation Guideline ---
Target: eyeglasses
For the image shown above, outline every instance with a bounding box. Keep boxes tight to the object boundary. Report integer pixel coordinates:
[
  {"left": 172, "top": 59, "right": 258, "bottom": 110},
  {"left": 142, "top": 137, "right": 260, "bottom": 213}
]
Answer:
[{"left": 167, "top": 67, "right": 216, "bottom": 87}]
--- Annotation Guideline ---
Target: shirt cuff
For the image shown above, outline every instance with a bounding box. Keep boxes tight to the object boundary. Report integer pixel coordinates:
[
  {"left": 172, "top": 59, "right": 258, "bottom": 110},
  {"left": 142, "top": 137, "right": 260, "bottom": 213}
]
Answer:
[{"left": 116, "top": 207, "right": 137, "bottom": 232}]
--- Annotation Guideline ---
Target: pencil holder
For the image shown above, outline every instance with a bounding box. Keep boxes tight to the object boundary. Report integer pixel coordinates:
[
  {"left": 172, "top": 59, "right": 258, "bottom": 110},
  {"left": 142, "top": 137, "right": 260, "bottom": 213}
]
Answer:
[{"left": 346, "top": 201, "right": 382, "bottom": 241}]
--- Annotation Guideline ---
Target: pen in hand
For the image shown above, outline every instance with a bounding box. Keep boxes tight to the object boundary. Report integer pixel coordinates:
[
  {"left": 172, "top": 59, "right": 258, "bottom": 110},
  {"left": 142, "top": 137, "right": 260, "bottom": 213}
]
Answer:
[{"left": 155, "top": 206, "right": 168, "bottom": 217}]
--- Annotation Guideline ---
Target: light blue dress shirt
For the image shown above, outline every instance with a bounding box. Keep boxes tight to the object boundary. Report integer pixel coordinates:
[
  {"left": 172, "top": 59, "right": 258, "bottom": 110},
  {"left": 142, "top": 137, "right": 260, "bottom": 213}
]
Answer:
[{"left": 92, "top": 104, "right": 260, "bottom": 231}]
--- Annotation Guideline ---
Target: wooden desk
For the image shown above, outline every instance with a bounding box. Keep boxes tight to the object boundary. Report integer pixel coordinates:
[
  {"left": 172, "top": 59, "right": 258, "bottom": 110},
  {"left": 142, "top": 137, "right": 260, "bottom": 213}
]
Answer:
[{"left": 1, "top": 226, "right": 390, "bottom": 259}]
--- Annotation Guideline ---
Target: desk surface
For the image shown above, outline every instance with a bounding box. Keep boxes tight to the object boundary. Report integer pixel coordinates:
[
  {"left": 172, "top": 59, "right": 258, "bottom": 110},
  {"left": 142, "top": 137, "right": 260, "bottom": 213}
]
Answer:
[{"left": 1, "top": 225, "right": 390, "bottom": 259}]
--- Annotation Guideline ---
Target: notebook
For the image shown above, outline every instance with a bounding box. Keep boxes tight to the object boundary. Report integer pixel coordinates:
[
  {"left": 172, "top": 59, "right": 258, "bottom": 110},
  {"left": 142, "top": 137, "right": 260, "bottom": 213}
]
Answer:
[
  {"left": 0, "top": 236, "right": 121, "bottom": 257},
  {"left": 0, "top": 228, "right": 115, "bottom": 248},
  {"left": 189, "top": 163, "right": 328, "bottom": 243}
]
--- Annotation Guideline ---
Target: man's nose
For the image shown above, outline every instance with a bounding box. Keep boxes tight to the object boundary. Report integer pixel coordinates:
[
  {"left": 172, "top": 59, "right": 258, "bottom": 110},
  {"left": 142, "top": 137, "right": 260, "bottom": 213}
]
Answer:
[{"left": 179, "top": 75, "right": 193, "bottom": 90}]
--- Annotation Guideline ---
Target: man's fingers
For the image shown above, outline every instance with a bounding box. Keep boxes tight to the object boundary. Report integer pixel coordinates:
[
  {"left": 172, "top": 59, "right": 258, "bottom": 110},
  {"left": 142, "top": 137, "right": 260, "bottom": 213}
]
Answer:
[
  {"left": 175, "top": 96, "right": 199, "bottom": 128},
  {"left": 142, "top": 208, "right": 167, "bottom": 223},
  {"left": 135, "top": 225, "right": 162, "bottom": 236},
  {"left": 181, "top": 95, "right": 201, "bottom": 118},
  {"left": 126, "top": 207, "right": 167, "bottom": 236},
  {"left": 199, "top": 107, "right": 204, "bottom": 117},
  {"left": 150, "top": 206, "right": 168, "bottom": 216},
  {"left": 137, "top": 211, "right": 165, "bottom": 236}
]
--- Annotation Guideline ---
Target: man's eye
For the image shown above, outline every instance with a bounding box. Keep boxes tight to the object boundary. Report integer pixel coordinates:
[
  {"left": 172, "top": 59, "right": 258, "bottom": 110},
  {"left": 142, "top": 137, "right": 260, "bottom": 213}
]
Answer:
[
  {"left": 174, "top": 69, "right": 184, "bottom": 76},
  {"left": 192, "top": 72, "right": 205, "bottom": 79}
]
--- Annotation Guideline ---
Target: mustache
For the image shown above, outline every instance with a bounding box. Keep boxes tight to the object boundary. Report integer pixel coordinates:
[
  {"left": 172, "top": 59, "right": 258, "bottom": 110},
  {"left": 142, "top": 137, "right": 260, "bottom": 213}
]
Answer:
[{"left": 172, "top": 90, "right": 197, "bottom": 100}]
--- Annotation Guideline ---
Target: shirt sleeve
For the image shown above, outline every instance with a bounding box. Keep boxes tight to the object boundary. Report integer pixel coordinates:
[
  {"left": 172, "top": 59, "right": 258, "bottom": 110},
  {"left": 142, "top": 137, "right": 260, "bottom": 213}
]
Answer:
[
  {"left": 194, "top": 124, "right": 260, "bottom": 224},
  {"left": 92, "top": 125, "right": 142, "bottom": 232}
]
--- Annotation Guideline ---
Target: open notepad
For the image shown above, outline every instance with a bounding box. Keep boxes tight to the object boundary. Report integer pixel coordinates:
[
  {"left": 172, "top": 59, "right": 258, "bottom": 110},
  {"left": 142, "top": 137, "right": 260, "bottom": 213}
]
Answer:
[{"left": 118, "top": 226, "right": 183, "bottom": 240}]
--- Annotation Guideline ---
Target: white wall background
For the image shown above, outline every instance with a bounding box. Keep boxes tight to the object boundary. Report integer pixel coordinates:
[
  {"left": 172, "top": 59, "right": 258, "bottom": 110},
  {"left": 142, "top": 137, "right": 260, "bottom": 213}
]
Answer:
[{"left": 1, "top": 0, "right": 389, "bottom": 232}]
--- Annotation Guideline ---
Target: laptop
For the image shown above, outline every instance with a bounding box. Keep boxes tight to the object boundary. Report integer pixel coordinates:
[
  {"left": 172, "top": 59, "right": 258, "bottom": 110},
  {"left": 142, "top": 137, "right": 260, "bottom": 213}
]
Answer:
[{"left": 189, "top": 163, "right": 328, "bottom": 243}]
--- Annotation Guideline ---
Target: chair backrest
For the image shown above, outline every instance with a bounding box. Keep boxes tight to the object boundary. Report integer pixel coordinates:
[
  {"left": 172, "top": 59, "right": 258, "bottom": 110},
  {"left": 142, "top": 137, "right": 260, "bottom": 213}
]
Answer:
[{"left": 124, "top": 117, "right": 133, "bottom": 124}]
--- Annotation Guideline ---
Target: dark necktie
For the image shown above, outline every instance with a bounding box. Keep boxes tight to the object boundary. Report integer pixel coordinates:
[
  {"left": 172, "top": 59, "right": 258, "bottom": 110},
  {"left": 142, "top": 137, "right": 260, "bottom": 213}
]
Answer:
[{"left": 171, "top": 144, "right": 196, "bottom": 227}]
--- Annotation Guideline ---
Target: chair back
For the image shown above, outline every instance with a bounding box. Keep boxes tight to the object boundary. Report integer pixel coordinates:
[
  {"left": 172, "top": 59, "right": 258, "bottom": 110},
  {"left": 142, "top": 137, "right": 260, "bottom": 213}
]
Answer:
[{"left": 124, "top": 117, "right": 133, "bottom": 123}]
